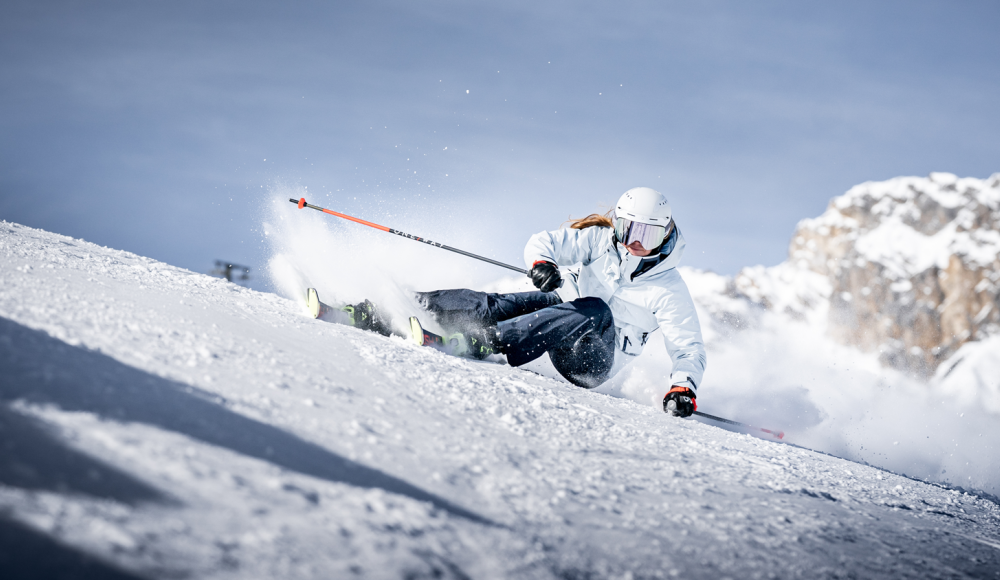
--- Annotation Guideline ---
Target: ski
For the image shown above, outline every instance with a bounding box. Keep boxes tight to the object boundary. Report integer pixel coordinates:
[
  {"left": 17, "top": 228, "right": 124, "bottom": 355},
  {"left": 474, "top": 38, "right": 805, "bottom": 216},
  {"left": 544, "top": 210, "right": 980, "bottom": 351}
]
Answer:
[
  {"left": 305, "top": 288, "right": 397, "bottom": 338},
  {"left": 306, "top": 289, "right": 474, "bottom": 355},
  {"left": 408, "top": 316, "right": 470, "bottom": 357},
  {"left": 693, "top": 410, "right": 784, "bottom": 440},
  {"left": 306, "top": 288, "right": 353, "bottom": 325},
  {"left": 306, "top": 287, "right": 332, "bottom": 319}
]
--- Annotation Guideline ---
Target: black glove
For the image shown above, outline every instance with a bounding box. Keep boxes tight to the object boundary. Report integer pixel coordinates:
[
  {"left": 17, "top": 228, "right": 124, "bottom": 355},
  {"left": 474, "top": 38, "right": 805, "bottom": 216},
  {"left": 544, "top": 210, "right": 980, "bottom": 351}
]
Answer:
[
  {"left": 530, "top": 261, "right": 562, "bottom": 293},
  {"left": 663, "top": 385, "right": 697, "bottom": 417}
]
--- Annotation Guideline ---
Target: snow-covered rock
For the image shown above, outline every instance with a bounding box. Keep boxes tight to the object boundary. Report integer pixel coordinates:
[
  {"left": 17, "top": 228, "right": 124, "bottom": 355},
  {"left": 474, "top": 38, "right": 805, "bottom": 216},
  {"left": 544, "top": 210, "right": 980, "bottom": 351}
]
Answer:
[
  {"left": 689, "top": 173, "right": 1000, "bottom": 387},
  {"left": 792, "top": 172, "right": 1000, "bottom": 375},
  {"left": 3, "top": 218, "right": 1000, "bottom": 578}
]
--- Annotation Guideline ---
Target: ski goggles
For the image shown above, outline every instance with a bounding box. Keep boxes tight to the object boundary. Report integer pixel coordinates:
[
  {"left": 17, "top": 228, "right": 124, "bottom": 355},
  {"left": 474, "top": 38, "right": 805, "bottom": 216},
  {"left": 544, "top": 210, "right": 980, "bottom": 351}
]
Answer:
[{"left": 615, "top": 217, "right": 673, "bottom": 250}]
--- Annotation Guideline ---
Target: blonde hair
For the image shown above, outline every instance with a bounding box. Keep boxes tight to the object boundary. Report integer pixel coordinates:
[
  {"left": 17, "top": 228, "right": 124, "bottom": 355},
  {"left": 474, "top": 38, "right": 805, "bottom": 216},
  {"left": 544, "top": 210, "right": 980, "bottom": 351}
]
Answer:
[{"left": 565, "top": 208, "right": 614, "bottom": 230}]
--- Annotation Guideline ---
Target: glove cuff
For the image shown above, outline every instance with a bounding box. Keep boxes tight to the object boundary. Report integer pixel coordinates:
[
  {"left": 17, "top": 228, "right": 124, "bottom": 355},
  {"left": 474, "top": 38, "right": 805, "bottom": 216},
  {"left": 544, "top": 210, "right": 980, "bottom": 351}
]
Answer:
[
  {"left": 666, "top": 385, "right": 696, "bottom": 399},
  {"left": 664, "top": 386, "right": 697, "bottom": 415}
]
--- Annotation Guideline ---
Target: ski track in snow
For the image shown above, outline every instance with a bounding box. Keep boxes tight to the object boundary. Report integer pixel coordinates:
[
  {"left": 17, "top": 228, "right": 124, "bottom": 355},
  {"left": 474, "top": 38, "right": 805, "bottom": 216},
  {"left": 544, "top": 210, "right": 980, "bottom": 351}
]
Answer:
[{"left": 1, "top": 220, "right": 1000, "bottom": 579}]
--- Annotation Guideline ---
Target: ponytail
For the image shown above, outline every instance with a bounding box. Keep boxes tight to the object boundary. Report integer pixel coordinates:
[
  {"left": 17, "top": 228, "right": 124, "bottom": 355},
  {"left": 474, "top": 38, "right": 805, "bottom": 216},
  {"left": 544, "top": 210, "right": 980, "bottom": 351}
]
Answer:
[{"left": 566, "top": 208, "right": 614, "bottom": 230}]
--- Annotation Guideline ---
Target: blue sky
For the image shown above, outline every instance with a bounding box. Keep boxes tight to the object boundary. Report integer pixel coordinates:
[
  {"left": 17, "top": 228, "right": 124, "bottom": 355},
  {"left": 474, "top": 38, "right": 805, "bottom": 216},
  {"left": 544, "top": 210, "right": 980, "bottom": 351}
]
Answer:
[{"left": 2, "top": 0, "right": 998, "bottom": 288}]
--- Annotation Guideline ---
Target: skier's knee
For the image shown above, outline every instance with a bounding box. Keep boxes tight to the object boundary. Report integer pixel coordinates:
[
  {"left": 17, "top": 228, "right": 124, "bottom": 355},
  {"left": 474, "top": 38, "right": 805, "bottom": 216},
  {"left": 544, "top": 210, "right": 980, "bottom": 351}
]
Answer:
[{"left": 571, "top": 297, "right": 613, "bottom": 326}]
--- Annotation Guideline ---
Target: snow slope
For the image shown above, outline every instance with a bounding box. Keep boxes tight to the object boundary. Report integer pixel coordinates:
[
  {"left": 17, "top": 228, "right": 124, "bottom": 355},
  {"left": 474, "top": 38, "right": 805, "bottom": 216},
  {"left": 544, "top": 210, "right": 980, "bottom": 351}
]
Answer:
[
  {"left": 265, "top": 188, "right": 1000, "bottom": 498},
  {"left": 672, "top": 265, "right": 1000, "bottom": 497},
  {"left": 2, "top": 220, "right": 1000, "bottom": 579}
]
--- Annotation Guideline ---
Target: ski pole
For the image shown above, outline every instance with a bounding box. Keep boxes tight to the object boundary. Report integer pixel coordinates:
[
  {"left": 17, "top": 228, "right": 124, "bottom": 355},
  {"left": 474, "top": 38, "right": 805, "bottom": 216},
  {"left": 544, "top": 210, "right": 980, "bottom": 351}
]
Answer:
[
  {"left": 290, "top": 198, "right": 528, "bottom": 275},
  {"left": 693, "top": 410, "right": 785, "bottom": 440}
]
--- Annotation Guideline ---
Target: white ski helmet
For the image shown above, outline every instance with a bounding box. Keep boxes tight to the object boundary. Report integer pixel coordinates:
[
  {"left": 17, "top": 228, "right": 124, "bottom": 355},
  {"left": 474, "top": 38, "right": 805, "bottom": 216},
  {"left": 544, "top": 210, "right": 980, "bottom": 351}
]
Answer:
[
  {"left": 614, "top": 187, "right": 673, "bottom": 249},
  {"left": 615, "top": 187, "right": 672, "bottom": 225}
]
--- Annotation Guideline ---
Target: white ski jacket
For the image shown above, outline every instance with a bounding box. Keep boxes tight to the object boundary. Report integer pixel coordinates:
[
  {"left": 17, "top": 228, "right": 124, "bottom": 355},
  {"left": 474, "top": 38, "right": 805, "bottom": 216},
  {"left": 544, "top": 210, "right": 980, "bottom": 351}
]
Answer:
[{"left": 524, "top": 225, "right": 707, "bottom": 391}]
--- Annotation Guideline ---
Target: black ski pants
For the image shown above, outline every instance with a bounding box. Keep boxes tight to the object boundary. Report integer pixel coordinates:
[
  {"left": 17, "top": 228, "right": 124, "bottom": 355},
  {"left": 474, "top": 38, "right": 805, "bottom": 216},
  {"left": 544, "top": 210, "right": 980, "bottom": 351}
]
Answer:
[{"left": 415, "top": 289, "right": 616, "bottom": 389}]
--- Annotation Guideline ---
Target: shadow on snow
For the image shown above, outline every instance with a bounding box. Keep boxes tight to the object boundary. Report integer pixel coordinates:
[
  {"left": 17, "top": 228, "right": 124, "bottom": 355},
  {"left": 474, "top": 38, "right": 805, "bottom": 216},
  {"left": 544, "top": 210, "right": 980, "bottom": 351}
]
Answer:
[
  {"left": 0, "top": 316, "right": 493, "bottom": 526},
  {"left": 0, "top": 516, "right": 145, "bottom": 580}
]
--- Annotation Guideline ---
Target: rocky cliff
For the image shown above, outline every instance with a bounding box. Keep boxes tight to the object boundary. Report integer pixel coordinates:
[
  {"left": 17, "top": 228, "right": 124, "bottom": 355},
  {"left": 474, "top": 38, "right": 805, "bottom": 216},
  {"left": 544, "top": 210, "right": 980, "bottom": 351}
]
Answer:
[{"left": 727, "top": 172, "right": 1000, "bottom": 376}]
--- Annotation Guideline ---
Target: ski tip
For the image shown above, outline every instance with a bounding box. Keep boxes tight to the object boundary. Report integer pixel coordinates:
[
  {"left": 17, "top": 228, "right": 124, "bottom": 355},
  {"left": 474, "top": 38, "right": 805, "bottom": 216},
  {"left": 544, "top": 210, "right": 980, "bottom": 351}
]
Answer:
[
  {"left": 306, "top": 288, "right": 321, "bottom": 319},
  {"left": 298, "top": 197, "right": 307, "bottom": 209},
  {"left": 761, "top": 428, "right": 785, "bottom": 440},
  {"left": 408, "top": 317, "right": 424, "bottom": 346}
]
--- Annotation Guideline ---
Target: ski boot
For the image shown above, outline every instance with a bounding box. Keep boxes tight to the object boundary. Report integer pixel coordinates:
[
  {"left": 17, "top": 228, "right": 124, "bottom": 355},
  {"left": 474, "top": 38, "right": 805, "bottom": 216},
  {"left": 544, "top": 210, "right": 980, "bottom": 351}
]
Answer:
[
  {"left": 464, "top": 324, "right": 501, "bottom": 360},
  {"left": 306, "top": 288, "right": 394, "bottom": 337}
]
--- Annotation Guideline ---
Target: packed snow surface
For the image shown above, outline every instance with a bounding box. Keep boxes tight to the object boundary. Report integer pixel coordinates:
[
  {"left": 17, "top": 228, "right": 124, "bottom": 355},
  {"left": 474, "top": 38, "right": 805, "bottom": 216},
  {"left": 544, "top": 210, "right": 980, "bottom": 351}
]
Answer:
[{"left": 2, "top": 217, "right": 1000, "bottom": 579}]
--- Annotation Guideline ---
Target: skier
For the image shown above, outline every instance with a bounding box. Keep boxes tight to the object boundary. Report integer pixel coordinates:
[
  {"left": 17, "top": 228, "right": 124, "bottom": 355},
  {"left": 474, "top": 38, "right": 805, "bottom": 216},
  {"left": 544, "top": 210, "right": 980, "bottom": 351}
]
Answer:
[{"left": 308, "top": 187, "right": 706, "bottom": 417}]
